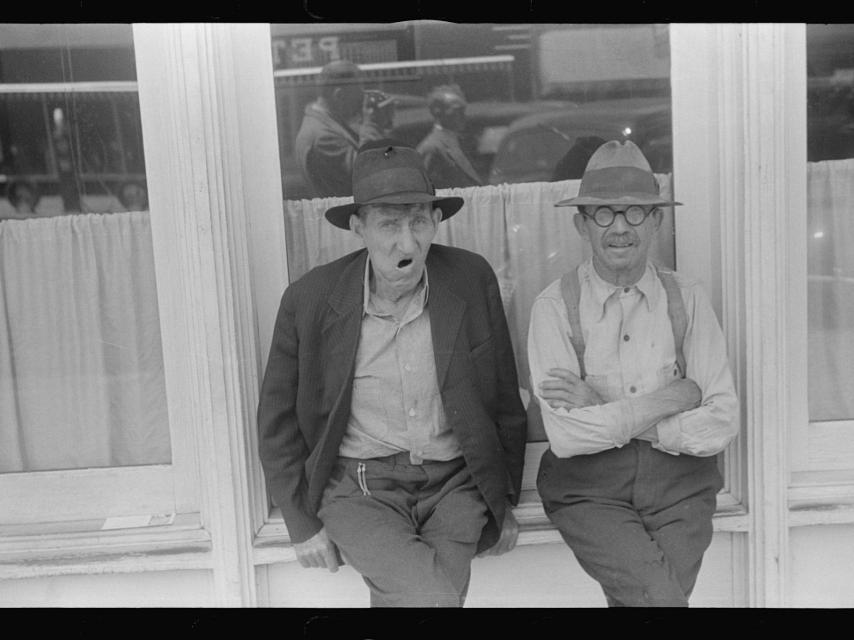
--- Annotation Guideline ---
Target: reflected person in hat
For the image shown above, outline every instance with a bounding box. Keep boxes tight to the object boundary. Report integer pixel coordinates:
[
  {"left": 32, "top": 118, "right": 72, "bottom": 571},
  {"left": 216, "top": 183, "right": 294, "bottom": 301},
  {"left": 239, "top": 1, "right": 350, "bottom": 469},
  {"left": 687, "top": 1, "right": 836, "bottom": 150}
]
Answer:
[
  {"left": 294, "top": 59, "right": 395, "bottom": 198},
  {"left": 258, "top": 139, "right": 526, "bottom": 607},
  {"left": 527, "top": 140, "right": 738, "bottom": 606}
]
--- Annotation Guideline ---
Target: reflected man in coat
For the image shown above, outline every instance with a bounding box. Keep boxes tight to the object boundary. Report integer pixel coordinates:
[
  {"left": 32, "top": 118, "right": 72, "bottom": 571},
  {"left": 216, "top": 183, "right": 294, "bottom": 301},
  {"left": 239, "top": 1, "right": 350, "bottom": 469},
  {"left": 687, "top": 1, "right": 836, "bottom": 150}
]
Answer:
[
  {"left": 417, "top": 85, "right": 483, "bottom": 189},
  {"left": 294, "top": 60, "right": 395, "bottom": 198},
  {"left": 258, "top": 139, "right": 526, "bottom": 607}
]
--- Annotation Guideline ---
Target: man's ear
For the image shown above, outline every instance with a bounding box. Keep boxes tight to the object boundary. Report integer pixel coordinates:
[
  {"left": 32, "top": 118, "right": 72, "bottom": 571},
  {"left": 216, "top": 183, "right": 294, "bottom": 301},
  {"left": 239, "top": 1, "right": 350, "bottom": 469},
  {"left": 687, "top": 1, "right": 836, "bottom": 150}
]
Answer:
[
  {"left": 431, "top": 206, "right": 442, "bottom": 226},
  {"left": 651, "top": 207, "right": 663, "bottom": 231},
  {"left": 573, "top": 212, "right": 589, "bottom": 238},
  {"left": 349, "top": 211, "right": 363, "bottom": 238}
]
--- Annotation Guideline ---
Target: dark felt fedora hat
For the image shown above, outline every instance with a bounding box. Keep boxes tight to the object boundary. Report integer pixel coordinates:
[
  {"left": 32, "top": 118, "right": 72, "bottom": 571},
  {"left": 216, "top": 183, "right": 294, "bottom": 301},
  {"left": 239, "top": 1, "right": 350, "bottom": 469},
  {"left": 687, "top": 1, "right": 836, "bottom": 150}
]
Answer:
[
  {"left": 325, "top": 140, "right": 464, "bottom": 229},
  {"left": 554, "top": 139, "right": 682, "bottom": 208}
]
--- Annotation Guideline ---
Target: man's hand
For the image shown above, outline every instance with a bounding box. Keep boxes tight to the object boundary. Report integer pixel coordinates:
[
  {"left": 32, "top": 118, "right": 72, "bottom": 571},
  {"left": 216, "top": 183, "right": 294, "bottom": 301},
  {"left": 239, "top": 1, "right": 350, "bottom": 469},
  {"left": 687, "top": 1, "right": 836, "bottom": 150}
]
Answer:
[
  {"left": 478, "top": 508, "right": 519, "bottom": 557},
  {"left": 294, "top": 527, "right": 340, "bottom": 572},
  {"left": 539, "top": 367, "right": 604, "bottom": 411},
  {"left": 362, "top": 90, "right": 395, "bottom": 132}
]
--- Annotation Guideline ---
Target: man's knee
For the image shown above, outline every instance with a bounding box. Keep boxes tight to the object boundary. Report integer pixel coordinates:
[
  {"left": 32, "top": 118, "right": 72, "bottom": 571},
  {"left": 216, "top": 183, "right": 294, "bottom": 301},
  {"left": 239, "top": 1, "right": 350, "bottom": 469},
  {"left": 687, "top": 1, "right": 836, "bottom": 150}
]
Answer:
[
  {"left": 549, "top": 508, "right": 689, "bottom": 607},
  {"left": 367, "top": 570, "right": 464, "bottom": 607},
  {"left": 327, "top": 525, "right": 472, "bottom": 607}
]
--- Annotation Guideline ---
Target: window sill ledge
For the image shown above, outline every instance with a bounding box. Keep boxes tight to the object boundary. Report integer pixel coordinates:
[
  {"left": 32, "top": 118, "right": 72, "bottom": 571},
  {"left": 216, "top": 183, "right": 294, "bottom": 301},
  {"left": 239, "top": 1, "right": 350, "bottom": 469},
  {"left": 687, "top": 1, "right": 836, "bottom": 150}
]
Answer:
[
  {"left": 253, "top": 490, "right": 750, "bottom": 566},
  {"left": 0, "top": 513, "right": 211, "bottom": 580}
]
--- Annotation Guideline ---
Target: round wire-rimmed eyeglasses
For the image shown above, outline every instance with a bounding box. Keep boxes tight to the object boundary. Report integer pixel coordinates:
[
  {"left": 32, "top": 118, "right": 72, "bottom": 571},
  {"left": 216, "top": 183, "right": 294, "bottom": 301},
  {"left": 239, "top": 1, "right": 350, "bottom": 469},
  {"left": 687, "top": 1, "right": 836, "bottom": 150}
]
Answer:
[{"left": 581, "top": 205, "right": 658, "bottom": 227}]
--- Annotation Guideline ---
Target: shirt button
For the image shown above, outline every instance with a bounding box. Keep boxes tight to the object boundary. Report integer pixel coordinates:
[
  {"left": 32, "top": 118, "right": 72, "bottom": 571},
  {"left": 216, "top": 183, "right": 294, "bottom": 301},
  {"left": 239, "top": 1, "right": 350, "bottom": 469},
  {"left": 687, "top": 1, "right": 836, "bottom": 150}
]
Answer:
[
  {"left": 623, "top": 334, "right": 630, "bottom": 342},
  {"left": 629, "top": 386, "right": 637, "bottom": 394},
  {"left": 408, "top": 408, "right": 416, "bottom": 417},
  {"left": 404, "top": 364, "right": 412, "bottom": 372}
]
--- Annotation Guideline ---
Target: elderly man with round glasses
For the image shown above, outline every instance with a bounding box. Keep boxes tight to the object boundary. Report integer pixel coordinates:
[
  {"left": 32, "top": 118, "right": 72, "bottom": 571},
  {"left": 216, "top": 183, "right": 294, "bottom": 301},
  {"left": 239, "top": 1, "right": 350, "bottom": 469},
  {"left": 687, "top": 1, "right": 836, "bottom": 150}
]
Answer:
[{"left": 526, "top": 139, "right": 739, "bottom": 607}]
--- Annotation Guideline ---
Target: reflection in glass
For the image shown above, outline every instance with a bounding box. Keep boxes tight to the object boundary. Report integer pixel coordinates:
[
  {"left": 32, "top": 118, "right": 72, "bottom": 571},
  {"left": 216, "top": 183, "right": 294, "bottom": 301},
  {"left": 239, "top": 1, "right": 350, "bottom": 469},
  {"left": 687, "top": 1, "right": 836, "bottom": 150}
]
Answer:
[
  {"left": 0, "top": 24, "right": 148, "bottom": 218},
  {"left": 807, "top": 24, "right": 854, "bottom": 421}
]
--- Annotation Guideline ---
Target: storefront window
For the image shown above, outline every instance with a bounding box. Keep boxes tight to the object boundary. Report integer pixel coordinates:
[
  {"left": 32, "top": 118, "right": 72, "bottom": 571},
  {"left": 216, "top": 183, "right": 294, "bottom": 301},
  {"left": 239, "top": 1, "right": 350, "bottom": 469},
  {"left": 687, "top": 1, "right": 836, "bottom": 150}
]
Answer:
[
  {"left": 806, "top": 24, "right": 854, "bottom": 422},
  {"left": 0, "top": 24, "right": 168, "bottom": 477},
  {"left": 269, "top": 22, "right": 675, "bottom": 443}
]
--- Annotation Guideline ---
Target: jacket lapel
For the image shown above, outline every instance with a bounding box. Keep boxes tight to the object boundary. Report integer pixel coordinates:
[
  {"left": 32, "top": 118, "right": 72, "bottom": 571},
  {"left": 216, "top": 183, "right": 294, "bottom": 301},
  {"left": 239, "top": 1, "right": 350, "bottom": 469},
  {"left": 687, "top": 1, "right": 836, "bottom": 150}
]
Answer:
[
  {"left": 322, "top": 251, "right": 367, "bottom": 434},
  {"left": 427, "top": 252, "right": 466, "bottom": 388}
]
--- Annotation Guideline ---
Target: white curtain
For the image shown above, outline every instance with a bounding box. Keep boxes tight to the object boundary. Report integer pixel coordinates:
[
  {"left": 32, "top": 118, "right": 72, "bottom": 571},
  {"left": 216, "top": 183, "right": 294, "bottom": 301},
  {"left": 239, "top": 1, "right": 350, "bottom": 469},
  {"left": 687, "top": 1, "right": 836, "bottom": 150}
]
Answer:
[
  {"left": 283, "top": 177, "right": 675, "bottom": 395},
  {"left": 807, "top": 159, "right": 854, "bottom": 421},
  {"left": 0, "top": 212, "right": 169, "bottom": 472}
]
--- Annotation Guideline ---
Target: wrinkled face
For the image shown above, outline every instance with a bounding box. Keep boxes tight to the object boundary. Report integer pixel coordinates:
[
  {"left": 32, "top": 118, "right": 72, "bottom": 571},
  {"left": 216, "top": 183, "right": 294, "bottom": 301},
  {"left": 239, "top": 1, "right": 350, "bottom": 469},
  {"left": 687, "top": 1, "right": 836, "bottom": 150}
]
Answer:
[
  {"left": 351, "top": 202, "right": 442, "bottom": 300},
  {"left": 573, "top": 205, "right": 662, "bottom": 286}
]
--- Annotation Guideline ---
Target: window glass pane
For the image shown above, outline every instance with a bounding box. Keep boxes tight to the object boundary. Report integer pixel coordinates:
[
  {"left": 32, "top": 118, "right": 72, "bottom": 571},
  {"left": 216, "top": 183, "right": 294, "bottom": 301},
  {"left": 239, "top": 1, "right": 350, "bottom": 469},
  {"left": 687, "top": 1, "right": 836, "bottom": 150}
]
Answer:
[
  {"left": 806, "top": 24, "right": 854, "bottom": 421},
  {"left": 270, "top": 22, "right": 674, "bottom": 443},
  {"left": 0, "top": 25, "right": 147, "bottom": 215},
  {"left": 0, "top": 24, "right": 169, "bottom": 472}
]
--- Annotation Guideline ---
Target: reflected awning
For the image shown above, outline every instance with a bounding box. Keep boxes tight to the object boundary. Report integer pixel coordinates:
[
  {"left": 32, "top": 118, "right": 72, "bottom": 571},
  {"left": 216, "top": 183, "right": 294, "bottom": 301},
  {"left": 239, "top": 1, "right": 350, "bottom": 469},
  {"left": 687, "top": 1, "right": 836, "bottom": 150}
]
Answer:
[{"left": 273, "top": 55, "right": 515, "bottom": 86}]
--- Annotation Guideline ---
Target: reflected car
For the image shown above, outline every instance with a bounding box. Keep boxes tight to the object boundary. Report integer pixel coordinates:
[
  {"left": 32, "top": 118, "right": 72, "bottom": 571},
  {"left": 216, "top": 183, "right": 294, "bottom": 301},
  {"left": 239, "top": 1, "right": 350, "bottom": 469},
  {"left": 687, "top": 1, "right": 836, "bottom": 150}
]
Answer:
[{"left": 488, "top": 96, "right": 673, "bottom": 185}]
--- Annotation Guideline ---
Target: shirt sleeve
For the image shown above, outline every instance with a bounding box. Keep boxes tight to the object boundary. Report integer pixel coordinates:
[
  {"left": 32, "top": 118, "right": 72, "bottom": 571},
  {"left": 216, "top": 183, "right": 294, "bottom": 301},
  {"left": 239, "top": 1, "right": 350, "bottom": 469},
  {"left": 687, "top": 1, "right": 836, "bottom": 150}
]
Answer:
[
  {"left": 527, "top": 288, "right": 665, "bottom": 458},
  {"left": 653, "top": 282, "right": 739, "bottom": 457}
]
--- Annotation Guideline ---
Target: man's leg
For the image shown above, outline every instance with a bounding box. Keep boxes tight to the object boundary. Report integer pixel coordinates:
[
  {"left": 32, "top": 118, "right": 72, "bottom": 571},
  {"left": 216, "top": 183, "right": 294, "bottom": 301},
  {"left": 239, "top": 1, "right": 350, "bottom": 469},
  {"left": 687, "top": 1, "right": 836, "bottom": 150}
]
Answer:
[
  {"left": 537, "top": 445, "right": 689, "bottom": 607},
  {"left": 637, "top": 445, "right": 723, "bottom": 598},
  {"left": 318, "top": 455, "right": 482, "bottom": 607},
  {"left": 547, "top": 499, "right": 689, "bottom": 606},
  {"left": 417, "top": 457, "right": 489, "bottom": 606}
]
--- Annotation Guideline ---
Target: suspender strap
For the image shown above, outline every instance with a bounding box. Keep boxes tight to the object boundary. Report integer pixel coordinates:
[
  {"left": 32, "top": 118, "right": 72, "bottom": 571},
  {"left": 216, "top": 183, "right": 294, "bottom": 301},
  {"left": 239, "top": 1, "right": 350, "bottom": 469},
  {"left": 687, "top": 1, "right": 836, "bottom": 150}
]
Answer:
[
  {"left": 528, "top": 263, "right": 688, "bottom": 441},
  {"left": 559, "top": 266, "right": 586, "bottom": 380},
  {"left": 654, "top": 266, "right": 689, "bottom": 378},
  {"left": 557, "top": 264, "right": 689, "bottom": 380}
]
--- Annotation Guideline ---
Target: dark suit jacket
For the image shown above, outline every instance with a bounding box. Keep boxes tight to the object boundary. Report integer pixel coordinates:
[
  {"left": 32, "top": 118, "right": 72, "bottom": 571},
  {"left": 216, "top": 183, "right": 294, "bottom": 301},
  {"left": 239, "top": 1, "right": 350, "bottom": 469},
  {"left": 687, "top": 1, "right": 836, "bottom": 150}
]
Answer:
[
  {"left": 257, "top": 244, "right": 527, "bottom": 552},
  {"left": 416, "top": 126, "right": 483, "bottom": 189}
]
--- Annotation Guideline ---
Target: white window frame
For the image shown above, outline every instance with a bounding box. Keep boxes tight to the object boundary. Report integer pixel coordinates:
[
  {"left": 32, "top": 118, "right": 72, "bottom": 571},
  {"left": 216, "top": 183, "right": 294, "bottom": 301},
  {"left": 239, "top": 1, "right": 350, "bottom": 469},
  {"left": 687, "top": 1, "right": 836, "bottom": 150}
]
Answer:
[
  {"left": 0, "top": 44, "right": 199, "bottom": 533},
  {"left": 671, "top": 23, "right": 803, "bottom": 606},
  {"left": 248, "top": 22, "right": 758, "bottom": 560},
  {"left": 0, "top": 25, "right": 275, "bottom": 607},
  {"left": 787, "top": 26, "right": 854, "bottom": 510}
]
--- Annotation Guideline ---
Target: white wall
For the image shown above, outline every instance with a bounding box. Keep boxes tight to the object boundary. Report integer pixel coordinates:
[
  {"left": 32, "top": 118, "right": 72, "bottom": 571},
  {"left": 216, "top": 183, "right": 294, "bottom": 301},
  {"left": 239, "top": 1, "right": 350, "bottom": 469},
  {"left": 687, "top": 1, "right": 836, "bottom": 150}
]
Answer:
[
  {"left": 0, "top": 570, "right": 213, "bottom": 607},
  {"left": 789, "top": 524, "right": 854, "bottom": 608}
]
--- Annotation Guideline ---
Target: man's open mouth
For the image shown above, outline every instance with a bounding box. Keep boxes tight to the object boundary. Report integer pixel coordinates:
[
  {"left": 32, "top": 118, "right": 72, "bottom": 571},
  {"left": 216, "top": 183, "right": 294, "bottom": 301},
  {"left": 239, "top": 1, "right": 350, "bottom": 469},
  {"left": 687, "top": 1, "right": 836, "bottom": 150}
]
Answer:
[{"left": 397, "top": 258, "right": 413, "bottom": 269}]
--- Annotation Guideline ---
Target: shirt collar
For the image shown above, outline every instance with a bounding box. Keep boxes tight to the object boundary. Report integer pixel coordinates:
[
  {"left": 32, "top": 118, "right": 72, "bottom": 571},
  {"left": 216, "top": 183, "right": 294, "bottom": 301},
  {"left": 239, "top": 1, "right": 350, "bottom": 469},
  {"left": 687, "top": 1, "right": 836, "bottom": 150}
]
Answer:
[
  {"left": 362, "top": 257, "right": 430, "bottom": 317},
  {"left": 581, "top": 259, "right": 659, "bottom": 321}
]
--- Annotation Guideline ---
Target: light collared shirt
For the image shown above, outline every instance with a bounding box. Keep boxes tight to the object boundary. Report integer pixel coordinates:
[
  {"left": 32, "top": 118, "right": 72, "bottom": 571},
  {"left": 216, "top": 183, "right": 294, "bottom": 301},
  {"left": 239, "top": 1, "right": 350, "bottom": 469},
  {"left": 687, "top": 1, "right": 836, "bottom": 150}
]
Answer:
[
  {"left": 338, "top": 260, "right": 462, "bottom": 464},
  {"left": 527, "top": 259, "right": 738, "bottom": 458}
]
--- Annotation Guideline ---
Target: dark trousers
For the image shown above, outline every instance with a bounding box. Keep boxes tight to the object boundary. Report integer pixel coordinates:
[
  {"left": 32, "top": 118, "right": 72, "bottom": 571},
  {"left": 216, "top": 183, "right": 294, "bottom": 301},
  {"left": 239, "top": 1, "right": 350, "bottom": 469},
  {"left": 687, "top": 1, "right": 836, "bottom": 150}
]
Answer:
[
  {"left": 318, "top": 452, "right": 488, "bottom": 607},
  {"left": 537, "top": 440, "right": 722, "bottom": 607}
]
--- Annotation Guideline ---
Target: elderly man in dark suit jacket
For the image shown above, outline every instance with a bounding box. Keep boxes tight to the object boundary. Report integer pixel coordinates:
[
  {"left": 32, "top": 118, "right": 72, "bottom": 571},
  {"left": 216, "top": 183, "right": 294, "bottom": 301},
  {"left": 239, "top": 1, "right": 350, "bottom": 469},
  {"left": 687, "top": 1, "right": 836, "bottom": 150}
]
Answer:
[{"left": 258, "top": 139, "right": 527, "bottom": 607}]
